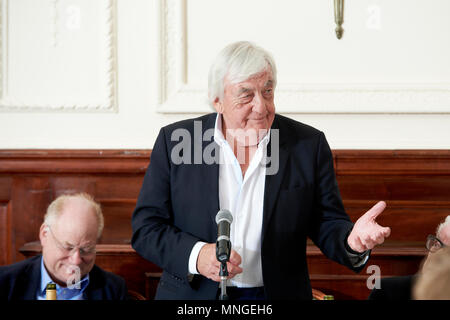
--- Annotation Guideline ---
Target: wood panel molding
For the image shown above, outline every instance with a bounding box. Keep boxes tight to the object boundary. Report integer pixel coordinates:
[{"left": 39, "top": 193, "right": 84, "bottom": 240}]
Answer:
[
  {"left": 0, "top": 201, "right": 12, "bottom": 265},
  {"left": 2, "top": 149, "right": 449, "bottom": 173},
  {"left": 0, "top": 150, "right": 151, "bottom": 173},
  {"left": 334, "top": 150, "right": 450, "bottom": 175}
]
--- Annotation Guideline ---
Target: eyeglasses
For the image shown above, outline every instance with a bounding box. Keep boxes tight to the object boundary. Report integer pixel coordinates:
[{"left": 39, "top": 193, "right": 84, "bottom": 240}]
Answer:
[
  {"left": 46, "top": 225, "right": 96, "bottom": 257},
  {"left": 425, "top": 234, "right": 446, "bottom": 253}
]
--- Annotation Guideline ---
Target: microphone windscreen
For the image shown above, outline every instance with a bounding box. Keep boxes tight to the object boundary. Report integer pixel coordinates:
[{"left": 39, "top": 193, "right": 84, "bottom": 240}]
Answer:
[{"left": 215, "top": 209, "right": 233, "bottom": 225}]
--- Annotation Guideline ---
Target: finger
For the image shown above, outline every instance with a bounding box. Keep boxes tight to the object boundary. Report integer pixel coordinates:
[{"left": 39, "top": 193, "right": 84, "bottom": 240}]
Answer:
[
  {"left": 350, "top": 235, "right": 366, "bottom": 253},
  {"left": 209, "top": 264, "right": 220, "bottom": 276},
  {"left": 373, "top": 224, "right": 391, "bottom": 238},
  {"left": 371, "top": 223, "right": 391, "bottom": 238},
  {"left": 197, "top": 243, "right": 220, "bottom": 278},
  {"left": 367, "top": 228, "right": 389, "bottom": 247},
  {"left": 207, "top": 266, "right": 221, "bottom": 282},
  {"left": 382, "top": 226, "right": 391, "bottom": 238},
  {"left": 370, "top": 234, "right": 384, "bottom": 246},
  {"left": 229, "top": 250, "right": 242, "bottom": 266},
  {"left": 360, "top": 238, "right": 374, "bottom": 250},
  {"left": 364, "top": 201, "right": 386, "bottom": 221},
  {"left": 371, "top": 235, "right": 385, "bottom": 247},
  {"left": 375, "top": 235, "right": 385, "bottom": 245},
  {"left": 210, "top": 274, "right": 222, "bottom": 282},
  {"left": 227, "top": 262, "right": 243, "bottom": 276}
]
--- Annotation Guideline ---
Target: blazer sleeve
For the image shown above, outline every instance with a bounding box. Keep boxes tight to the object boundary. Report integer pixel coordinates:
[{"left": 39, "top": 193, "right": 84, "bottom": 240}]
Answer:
[
  {"left": 307, "top": 132, "right": 365, "bottom": 272},
  {"left": 131, "top": 127, "right": 200, "bottom": 281}
]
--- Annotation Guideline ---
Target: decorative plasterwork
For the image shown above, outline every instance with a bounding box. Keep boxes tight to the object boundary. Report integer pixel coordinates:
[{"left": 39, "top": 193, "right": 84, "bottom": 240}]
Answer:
[
  {"left": 0, "top": 0, "right": 117, "bottom": 112},
  {"left": 156, "top": 0, "right": 450, "bottom": 114}
]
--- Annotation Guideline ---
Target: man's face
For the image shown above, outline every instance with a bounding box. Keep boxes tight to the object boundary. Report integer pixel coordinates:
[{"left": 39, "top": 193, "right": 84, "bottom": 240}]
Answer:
[
  {"left": 214, "top": 69, "right": 276, "bottom": 146},
  {"left": 39, "top": 199, "right": 98, "bottom": 287}
]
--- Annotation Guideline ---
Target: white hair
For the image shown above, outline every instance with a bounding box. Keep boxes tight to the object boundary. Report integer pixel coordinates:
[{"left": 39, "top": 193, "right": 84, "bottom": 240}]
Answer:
[
  {"left": 208, "top": 41, "right": 277, "bottom": 107},
  {"left": 436, "top": 215, "right": 450, "bottom": 237}
]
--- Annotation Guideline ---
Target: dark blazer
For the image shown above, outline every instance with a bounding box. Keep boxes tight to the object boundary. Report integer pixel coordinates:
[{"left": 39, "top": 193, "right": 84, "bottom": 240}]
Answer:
[
  {"left": 0, "top": 255, "right": 127, "bottom": 300},
  {"left": 368, "top": 275, "right": 415, "bottom": 300},
  {"left": 132, "top": 113, "right": 365, "bottom": 300}
]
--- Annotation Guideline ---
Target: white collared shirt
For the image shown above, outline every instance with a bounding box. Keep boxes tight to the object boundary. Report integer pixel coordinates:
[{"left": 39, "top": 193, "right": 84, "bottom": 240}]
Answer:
[{"left": 188, "top": 114, "right": 270, "bottom": 287}]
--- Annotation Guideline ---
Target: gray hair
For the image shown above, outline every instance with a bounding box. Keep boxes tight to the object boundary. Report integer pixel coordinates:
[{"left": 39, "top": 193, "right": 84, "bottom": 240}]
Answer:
[
  {"left": 44, "top": 192, "right": 104, "bottom": 239},
  {"left": 436, "top": 215, "right": 450, "bottom": 238},
  {"left": 208, "top": 41, "right": 277, "bottom": 107}
]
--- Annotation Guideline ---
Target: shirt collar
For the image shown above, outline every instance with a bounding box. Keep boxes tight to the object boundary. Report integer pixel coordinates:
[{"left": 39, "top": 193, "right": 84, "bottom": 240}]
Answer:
[
  {"left": 213, "top": 113, "right": 271, "bottom": 148},
  {"left": 39, "top": 256, "right": 90, "bottom": 298}
]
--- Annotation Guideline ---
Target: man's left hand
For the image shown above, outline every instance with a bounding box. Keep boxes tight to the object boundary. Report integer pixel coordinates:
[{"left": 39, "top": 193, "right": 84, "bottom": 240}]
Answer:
[{"left": 347, "top": 201, "right": 391, "bottom": 253}]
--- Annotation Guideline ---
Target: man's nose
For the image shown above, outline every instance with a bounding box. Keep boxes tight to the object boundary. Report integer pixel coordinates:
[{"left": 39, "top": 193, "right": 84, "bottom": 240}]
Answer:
[
  {"left": 68, "top": 249, "right": 83, "bottom": 265},
  {"left": 252, "top": 93, "right": 266, "bottom": 114}
]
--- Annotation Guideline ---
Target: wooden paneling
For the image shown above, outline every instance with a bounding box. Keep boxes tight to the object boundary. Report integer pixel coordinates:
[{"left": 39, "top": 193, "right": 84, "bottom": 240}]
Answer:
[
  {"left": 0, "top": 150, "right": 150, "bottom": 261},
  {"left": 334, "top": 150, "right": 450, "bottom": 175},
  {"left": 0, "top": 150, "right": 150, "bottom": 174},
  {"left": 0, "top": 176, "right": 12, "bottom": 266},
  {"left": 0, "top": 201, "right": 12, "bottom": 266},
  {"left": 344, "top": 200, "right": 450, "bottom": 241},
  {"left": 334, "top": 150, "right": 450, "bottom": 243},
  {"left": 98, "top": 199, "right": 136, "bottom": 243},
  {"left": 1, "top": 149, "right": 450, "bottom": 300},
  {"left": 307, "top": 241, "right": 427, "bottom": 299}
]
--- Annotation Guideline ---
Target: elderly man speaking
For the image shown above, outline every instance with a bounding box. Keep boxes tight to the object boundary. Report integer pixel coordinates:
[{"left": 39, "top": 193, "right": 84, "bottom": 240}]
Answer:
[{"left": 132, "top": 41, "right": 390, "bottom": 300}]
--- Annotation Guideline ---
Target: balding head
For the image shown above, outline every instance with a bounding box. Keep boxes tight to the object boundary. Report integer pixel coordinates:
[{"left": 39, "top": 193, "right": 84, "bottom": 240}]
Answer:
[{"left": 44, "top": 193, "right": 104, "bottom": 239}]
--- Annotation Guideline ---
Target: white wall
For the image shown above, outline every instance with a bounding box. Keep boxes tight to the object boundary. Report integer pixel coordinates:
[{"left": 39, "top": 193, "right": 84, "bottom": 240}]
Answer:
[{"left": 1, "top": 0, "right": 449, "bottom": 150}]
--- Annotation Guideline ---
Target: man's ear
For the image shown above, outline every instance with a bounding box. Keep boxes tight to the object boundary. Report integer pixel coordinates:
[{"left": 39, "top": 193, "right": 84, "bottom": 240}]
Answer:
[
  {"left": 213, "top": 97, "right": 223, "bottom": 113},
  {"left": 39, "top": 224, "right": 49, "bottom": 245}
]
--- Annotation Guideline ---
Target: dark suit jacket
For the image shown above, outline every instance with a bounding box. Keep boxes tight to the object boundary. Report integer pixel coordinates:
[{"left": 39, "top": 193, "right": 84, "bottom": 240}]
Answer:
[
  {"left": 132, "top": 113, "right": 366, "bottom": 300},
  {"left": 0, "top": 255, "right": 127, "bottom": 300},
  {"left": 368, "top": 275, "right": 415, "bottom": 300}
]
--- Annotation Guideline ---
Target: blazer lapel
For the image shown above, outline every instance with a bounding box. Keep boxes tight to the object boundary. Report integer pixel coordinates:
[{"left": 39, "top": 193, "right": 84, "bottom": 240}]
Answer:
[
  {"left": 262, "top": 115, "right": 290, "bottom": 241},
  {"left": 20, "top": 255, "right": 42, "bottom": 300},
  {"left": 85, "top": 284, "right": 103, "bottom": 300},
  {"left": 202, "top": 113, "right": 220, "bottom": 234},
  {"left": 205, "top": 156, "right": 220, "bottom": 232}
]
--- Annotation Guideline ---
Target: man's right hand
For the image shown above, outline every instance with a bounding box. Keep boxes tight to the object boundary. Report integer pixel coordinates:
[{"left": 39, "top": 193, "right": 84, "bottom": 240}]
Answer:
[{"left": 197, "top": 243, "right": 243, "bottom": 282}]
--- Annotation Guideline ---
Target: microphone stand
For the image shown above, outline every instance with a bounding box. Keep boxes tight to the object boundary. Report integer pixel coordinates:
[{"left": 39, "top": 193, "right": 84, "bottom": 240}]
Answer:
[
  {"left": 219, "top": 262, "right": 229, "bottom": 300},
  {"left": 215, "top": 210, "right": 233, "bottom": 301}
]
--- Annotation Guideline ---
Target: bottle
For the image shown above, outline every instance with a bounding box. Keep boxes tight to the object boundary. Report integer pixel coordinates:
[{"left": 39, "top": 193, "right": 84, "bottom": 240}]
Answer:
[{"left": 46, "top": 283, "right": 57, "bottom": 300}]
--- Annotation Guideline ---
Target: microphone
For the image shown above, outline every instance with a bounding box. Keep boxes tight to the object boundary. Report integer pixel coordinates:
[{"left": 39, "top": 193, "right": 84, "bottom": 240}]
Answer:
[{"left": 215, "top": 209, "right": 233, "bottom": 263}]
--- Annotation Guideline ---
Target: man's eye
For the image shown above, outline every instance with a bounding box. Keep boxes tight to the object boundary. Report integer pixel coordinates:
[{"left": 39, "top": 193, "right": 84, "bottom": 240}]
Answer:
[{"left": 240, "top": 95, "right": 253, "bottom": 102}]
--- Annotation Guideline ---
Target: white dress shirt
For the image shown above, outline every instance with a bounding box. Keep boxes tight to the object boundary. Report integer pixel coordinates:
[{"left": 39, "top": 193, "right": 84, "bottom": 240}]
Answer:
[{"left": 188, "top": 114, "right": 270, "bottom": 287}]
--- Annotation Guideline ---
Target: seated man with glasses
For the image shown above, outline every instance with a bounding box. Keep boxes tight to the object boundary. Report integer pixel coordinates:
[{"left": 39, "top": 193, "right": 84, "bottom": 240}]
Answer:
[
  {"left": 0, "top": 193, "right": 127, "bottom": 300},
  {"left": 368, "top": 215, "right": 450, "bottom": 300}
]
